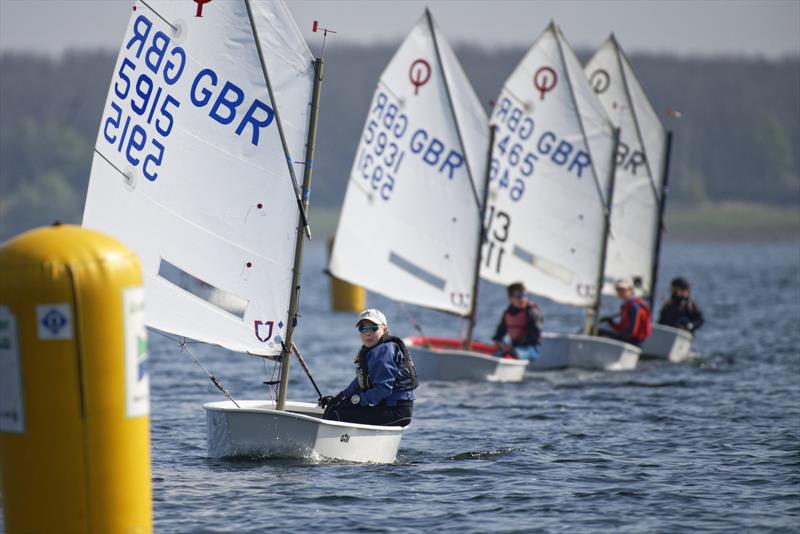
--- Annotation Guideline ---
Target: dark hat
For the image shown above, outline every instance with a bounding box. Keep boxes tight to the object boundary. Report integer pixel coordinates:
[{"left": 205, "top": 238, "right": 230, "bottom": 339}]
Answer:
[{"left": 671, "top": 277, "right": 689, "bottom": 290}]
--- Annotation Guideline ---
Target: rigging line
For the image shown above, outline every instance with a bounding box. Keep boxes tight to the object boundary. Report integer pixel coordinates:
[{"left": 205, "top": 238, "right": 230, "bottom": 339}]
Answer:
[
  {"left": 377, "top": 80, "right": 403, "bottom": 104},
  {"left": 464, "top": 124, "right": 496, "bottom": 348},
  {"left": 399, "top": 302, "right": 427, "bottom": 339},
  {"left": 425, "top": 9, "right": 483, "bottom": 216},
  {"left": 243, "top": 0, "right": 311, "bottom": 239},
  {"left": 138, "top": 0, "right": 177, "bottom": 32},
  {"left": 150, "top": 329, "right": 240, "bottom": 407},
  {"left": 501, "top": 85, "right": 531, "bottom": 110},
  {"left": 262, "top": 357, "right": 280, "bottom": 400},
  {"left": 93, "top": 148, "right": 129, "bottom": 180},
  {"left": 289, "top": 343, "right": 323, "bottom": 400}
]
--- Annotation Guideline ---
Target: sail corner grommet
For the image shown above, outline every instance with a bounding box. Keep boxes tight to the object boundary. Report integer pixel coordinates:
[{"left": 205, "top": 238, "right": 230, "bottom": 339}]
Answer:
[
  {"left": 123, "top": 168, "right": 137, "bottom": 191},
  {"left": 171, "top": 19, "right": 188, "bottom": 44}
]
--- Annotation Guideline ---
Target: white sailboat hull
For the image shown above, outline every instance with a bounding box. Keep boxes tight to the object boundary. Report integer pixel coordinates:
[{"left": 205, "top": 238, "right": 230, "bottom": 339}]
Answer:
[
  {"left": 204, "top": 400, "right": 405, "bottom": 464},
  {"left": 405, "top": 337, "right": 529, "bottom": 382},
  {"left": 640, "top": 324, "right": 694, "bottom": 362},
  {"left": 535, "top": 333, "right": 640, "bottom": 371}
]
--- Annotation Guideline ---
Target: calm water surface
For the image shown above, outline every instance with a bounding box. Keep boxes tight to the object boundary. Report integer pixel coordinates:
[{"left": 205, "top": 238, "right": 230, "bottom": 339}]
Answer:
[{"left": 112, "top": 242, "right": 800, "bottom": 531}]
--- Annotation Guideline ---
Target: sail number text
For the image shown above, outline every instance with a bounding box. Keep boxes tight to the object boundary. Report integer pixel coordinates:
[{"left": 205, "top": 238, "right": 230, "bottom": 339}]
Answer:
[
  {"left": 490, "top": 96, "right": 592, "bottom": 202},
  {"left": 101, "top": 14, "right": 277, "bottom": 182},
  {"left": 483, "top": 205, "right": 511, "bottom": 273},
  {"left": 102, "top": 15, "right": 187, "bottom": 181},
  {"left": 355, "top": 90, "right": 466, "bottom": 201}
]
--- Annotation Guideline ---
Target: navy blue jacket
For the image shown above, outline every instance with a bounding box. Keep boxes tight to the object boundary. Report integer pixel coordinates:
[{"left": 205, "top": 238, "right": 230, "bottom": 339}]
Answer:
[{"left": 341, "top": 341, "right": 416, "bottom": 407}]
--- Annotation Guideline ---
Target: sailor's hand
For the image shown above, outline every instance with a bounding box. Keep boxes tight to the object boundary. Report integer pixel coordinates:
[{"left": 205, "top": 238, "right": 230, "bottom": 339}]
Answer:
[
  {"left": 319, "top": 393, "right": 344, "bottom": 408},
  {"left": 599, "top": 316, "right": 612, "bottom": 323}
]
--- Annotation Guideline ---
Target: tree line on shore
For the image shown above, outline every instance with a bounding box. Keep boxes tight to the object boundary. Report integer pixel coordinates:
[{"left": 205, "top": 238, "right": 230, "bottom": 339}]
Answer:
[{"left": 1, "top": 45, "right": 797, "bottom": 241}]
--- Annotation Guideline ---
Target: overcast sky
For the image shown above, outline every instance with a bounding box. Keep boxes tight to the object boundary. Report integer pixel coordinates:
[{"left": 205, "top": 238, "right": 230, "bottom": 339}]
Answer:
[{"left": 0, "top": 0, "right": 798, "bottom": 59}]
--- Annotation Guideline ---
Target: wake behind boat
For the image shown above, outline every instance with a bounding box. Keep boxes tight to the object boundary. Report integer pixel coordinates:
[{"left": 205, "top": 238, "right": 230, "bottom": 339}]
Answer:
[
  {"left": 329, "top": 10, "right": 528, "bottom": 382},
  {"left": 82, "top": 0, "right": 405, "bottom": 463},
  {"left": 482, "top": 22, "right": 639, "bottom": 371}
]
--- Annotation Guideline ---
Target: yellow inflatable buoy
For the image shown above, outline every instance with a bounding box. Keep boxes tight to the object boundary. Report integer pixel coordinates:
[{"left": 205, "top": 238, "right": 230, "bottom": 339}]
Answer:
[
  {"left": 327, "top": 235, "right": 366, "bottom": 313},
  {"left": 0, "top": 224, "right": 151, "bottom": 533}
]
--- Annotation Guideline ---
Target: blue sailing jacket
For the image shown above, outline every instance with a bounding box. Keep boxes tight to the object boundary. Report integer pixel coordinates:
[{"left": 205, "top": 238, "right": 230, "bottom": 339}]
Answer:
[{"left": 341, "top": 340, "right": 416, "bottom": 407}]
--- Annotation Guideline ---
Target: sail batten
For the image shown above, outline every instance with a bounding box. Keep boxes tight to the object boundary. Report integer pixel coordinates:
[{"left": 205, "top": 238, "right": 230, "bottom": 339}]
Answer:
[{"left": 83, "top": 0, "right": 314, "bottom": 356}]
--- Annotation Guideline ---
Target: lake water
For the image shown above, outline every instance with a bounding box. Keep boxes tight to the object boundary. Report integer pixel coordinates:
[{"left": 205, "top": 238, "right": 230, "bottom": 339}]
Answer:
[
  {"left": 5, "top": 241, "right": 795, "bottom": 532},
  {"left": 139, "top": 240, "right": 800, "bottom": 532}
]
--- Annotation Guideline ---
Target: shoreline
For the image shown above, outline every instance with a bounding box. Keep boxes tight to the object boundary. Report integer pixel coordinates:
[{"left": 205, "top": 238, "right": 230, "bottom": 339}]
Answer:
[{"left": 311, "top": 202, "right": 800, "bottom": 243}]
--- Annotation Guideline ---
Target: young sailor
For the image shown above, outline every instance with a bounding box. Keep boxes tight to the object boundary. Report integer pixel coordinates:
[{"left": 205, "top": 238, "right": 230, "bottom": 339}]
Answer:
[
  {"left": 321, "top": 309, "right": 417, "bottom": 427},
  {"left": 658, "top": 277, "right": 705, "bottom": 333},
  {"left": 492, "top": 282, "right": 544, "bottom": 360},
  {"left": 599, "top": 277, "right": 652, "bottom": 346}
]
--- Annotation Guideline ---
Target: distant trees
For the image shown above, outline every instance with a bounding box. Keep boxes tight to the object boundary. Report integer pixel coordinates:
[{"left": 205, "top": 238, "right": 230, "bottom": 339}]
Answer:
[{"left": 0, "top": 47, "right": 797, "bottom": 241}]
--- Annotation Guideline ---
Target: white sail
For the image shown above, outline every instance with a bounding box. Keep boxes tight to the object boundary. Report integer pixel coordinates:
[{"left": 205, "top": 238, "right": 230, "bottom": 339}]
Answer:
[
  {"left": 82, "top": 0, "right": 315, "bottom": 356},
  {"left": 585, "top": 35, "right": 667, "bottom": 297},
  {"left": 480, "top": 22, "right": 616, "bottom": 307},
  {"left": 329, "top": 10, "right": 488, "bottom": 316}
]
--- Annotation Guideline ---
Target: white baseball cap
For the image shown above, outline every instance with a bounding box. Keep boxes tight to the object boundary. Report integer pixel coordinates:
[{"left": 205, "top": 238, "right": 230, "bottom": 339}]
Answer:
[
  {"left": 356, "top": 309, "right": 388, "bottom": 327},
  {"left": 614, "top": 277, "right": 634, "bottom": 290}
]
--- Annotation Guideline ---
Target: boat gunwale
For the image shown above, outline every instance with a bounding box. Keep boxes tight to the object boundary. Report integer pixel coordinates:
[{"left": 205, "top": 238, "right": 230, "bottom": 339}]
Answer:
[
  {"left": 541, "top": 331, "right": 643, "bottom": 353},
  {"left": 404, "top": 336, "right": 530, "bottom": 367},
  {"left": 203, "top": 400, "right": 407, "bottom": 433},
  {"left": 648, "top": 323, "right": 694, "bottom": 341}
]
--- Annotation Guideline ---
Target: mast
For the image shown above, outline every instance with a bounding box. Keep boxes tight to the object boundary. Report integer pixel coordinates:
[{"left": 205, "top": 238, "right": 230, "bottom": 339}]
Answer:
[
  {"left": 276, "top": 58, "right": 324, "bottom": 411},
  {"left": 464, "top": 125, "right": 496, "bottom": 348},
  {"left": 243, "top": 0, "right": 322, "bottom": 409},
  {"left": 426, "top": 8, "right": 486, "bottom": 338},
  {"left": 585, "top": 128, "right": 621, "bottom": 335},
  {"left": 648, "top": 130, "right": 673, "bottom": 310}
]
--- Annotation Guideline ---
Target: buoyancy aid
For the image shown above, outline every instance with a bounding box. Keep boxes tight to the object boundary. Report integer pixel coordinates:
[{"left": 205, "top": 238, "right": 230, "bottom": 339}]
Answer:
[
  {"left": 356, "top": 335, "right": 419, "bottom": 392},
  {"left": 503, "top": 308, "right": 528, "bottom": 343},
  {"left": 502, "top": 304, "right": 541, "bottom": 345},
  {"left": 619, "top": 297, "right": 651, "bottom": 342}
]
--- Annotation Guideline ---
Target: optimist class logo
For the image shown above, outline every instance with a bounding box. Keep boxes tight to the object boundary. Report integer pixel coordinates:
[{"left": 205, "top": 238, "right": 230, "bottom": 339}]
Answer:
[
  {"left": 409, "top": 59, "right": 431, "bottom": 95},
  {"left": 533, "top": 66, "right": 557, "bottom": 101},
  {"left": 589, "top": 69, "right": 611, "bottom": 94},
  {"left": 193, "top": 0, "right": 211, "bottom": 17}
]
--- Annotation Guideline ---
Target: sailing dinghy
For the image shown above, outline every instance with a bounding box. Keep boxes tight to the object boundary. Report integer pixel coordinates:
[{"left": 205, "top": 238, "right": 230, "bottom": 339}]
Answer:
[
  {"left": 481, "top": 22, "right": 639, "bottom": 371},
  {"left": 585, "top": 35, "right": 688, "bottom": 362},
  {"left": 329, "top": 10, "right": 528, "bottom": 382},
  {"left": 83, "top": 0, "right": 405, "bottom": 463}
]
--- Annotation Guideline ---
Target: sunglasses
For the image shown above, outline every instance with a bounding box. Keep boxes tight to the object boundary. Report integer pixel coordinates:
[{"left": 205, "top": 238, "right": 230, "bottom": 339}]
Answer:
[
  {"left": 357, "top": 324, "right": 380, "bottom": 333},
  {"left": 511, "top": 291, "right": 527, "bottom": 299}
]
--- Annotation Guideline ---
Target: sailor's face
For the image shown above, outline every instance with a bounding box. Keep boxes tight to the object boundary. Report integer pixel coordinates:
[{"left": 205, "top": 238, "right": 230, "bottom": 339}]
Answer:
[
  {"left": 358, "top": 321, "right": 386, "bottom": 348},
  {"left": 510, "top": 290, "right": 528, "bottom": 307}
]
